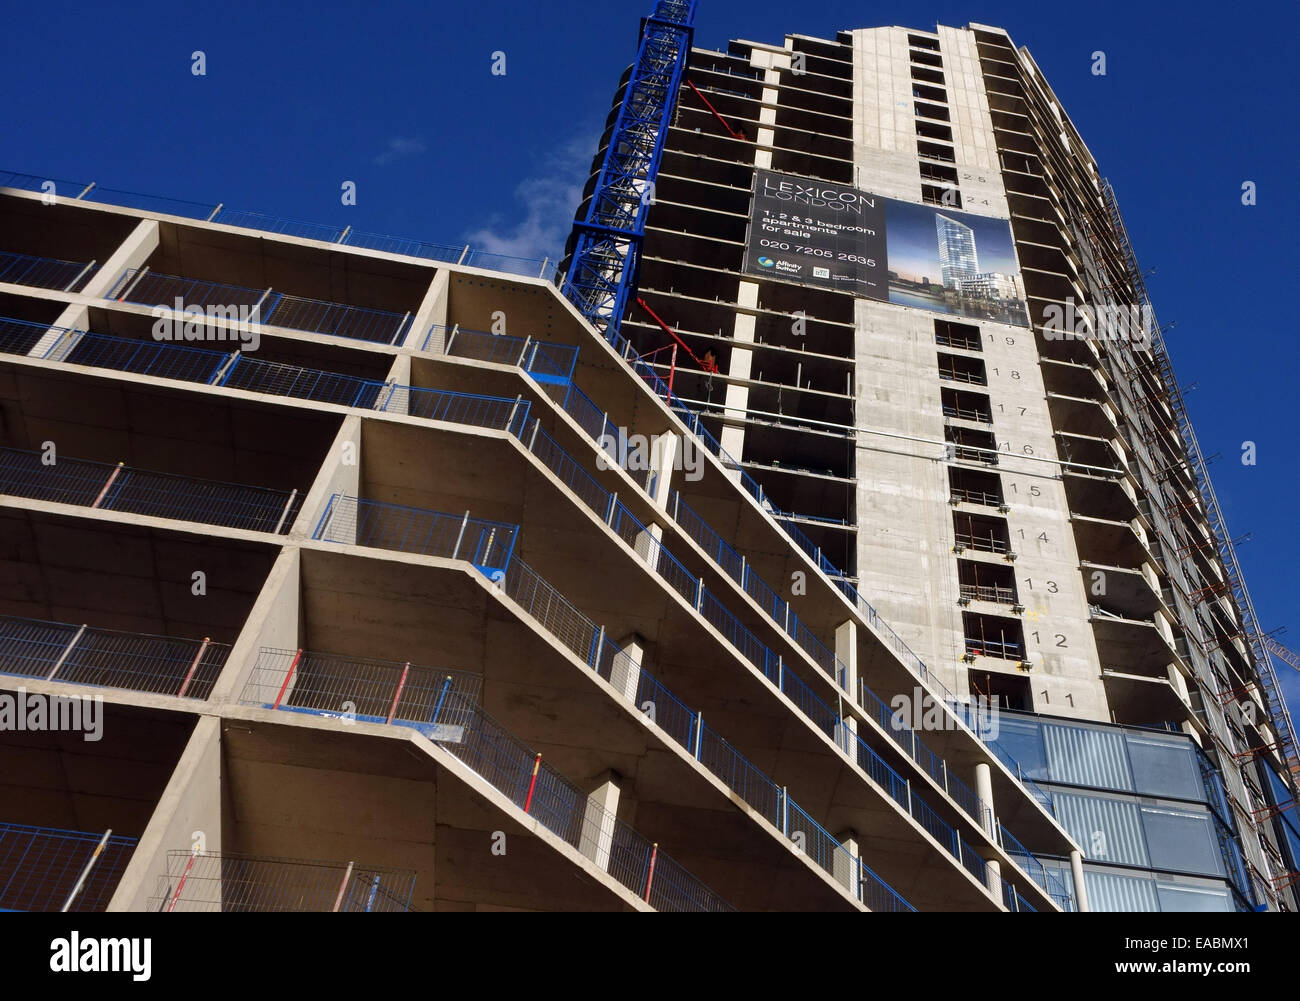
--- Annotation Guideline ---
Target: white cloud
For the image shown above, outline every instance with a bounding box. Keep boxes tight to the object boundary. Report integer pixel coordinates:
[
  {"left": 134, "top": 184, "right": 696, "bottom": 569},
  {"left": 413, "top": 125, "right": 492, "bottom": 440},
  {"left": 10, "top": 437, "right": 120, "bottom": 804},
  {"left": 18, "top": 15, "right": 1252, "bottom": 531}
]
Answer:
[
  {"left": 373, "top": 137, "right": 427, "bottom": 166},
  {"left": 463, "top": 133, "right": 594, "bottom": 263}
]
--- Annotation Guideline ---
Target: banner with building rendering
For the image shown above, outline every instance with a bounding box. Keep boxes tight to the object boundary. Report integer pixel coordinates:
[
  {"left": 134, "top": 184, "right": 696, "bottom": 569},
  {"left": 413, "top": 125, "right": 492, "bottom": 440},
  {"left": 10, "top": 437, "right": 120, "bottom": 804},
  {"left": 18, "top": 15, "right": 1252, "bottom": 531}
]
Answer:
[{"left": 744, "top": 168, "right": 1029, "bottom": 327}]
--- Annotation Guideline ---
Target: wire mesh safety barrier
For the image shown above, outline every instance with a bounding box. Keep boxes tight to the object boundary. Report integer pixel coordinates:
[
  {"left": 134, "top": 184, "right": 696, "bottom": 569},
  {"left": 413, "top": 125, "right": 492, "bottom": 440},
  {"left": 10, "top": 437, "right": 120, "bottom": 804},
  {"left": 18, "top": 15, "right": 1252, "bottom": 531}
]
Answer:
[
  {"left": 0, "top": 615, "right": 230, "bottom": 699},
  {"left": 501, "top": 415, "right": 992, "bottom": 889},
  {"left": 0, "top": 249, "right": 97, "bottom": 292},
  {"left": 150, "top": 851, "right": 418, "bottom": 912},
  {"left": 435, "top": 325, "right": 579, "bottom": 382},
  {"left": 0, "top": 169, "right": 558, "bottom": 281},
  {"left": 237, "top": 645, "right": 730, "bottom": 911},
  {"left": 328, "top": 488, "right": 915, "bottom": 910},
  {"left": 513, "top": 331, "right": 1069, "bottom": 904},
  {"left": 454, "top": 331, "right": 1015, "bottom": 853},
  {"left": 0, "top": 823, "right": 137, "bottom": 911},
  {"left": 0, "top": 447, "right": 302, "bottom": 534},
  {"left": 0, "top": 167, "right": 1021, "bottom": 788},
  {"left": 241, "top": 648, "right": 483, "bottom": 736},
  {"left": 0, "top": 311, "right": 1054, "bottom": 903},
  {"left": 312, "top": 495, "right": 519, "bottom": 573},
  {"left": 108, "top": 268, "right": 414, "bottom": 346},
  {"left": 0, "top": 316, "right": 996, "bottom": 841},
  {"left": 300, "top": 481, "right": 911, "bottom": 908},
  {"left": 434, "top": 691, "right": 733, "bottom": 911},
  {"left": 1000, "top": 824, "right": 1073, "bottom": 910}
]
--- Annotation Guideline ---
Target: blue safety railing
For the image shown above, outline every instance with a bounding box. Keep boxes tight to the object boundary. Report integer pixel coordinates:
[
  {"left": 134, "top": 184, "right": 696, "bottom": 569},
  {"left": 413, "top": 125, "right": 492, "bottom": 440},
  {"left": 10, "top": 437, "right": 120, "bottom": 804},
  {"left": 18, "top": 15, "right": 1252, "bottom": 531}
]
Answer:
[
  {"left": 438, "top": 689, "right": 732, "bottom": 911},
  {"left": 0, "top": 823, "right": 138, "bottom": 911},
  {"left": 303, "top": 489, "right": 920, "bottom": 909},
  {"left": 1, "top": 312, "right": 1055, "bottom": 902},
  {"left": 110, "top": 268, "right": 414, "bottom": 345},
  {"left": 300, "top": 487, "right": 910, "bottom": 907},
  {"left": 313, "top": 496, "right": 519, "bottom": 576},
  {"left": 237, "top": 647, "right": 726, "bottom": 910},
  {"left": 0, "top": 317, "right": 384, "bottom": 408},
  {"left": 0, "top": 250, "right": 98, "bottom": 292},
  {"left": 508, "top": 558, "right": 914, "bottom": 911},
  {"left": 948, "top": 699, "right": 1056, "bottom": 814},
  {"left": 999, "top": 823, "right": 1073, "bottom": 910},
  {"left": 0, "top": 169, "right": 558, "bottom": 281},
  {"left": 0, "top": 615, "right": 230, "bottom": 699},
  {"left": 440, "top": 334, "right": 1015, "bottom": 850},
  {"left": 0, "top": 447, "right": 302, "bottom": 534},
  {"left": 436, "top": 325, "right": 579, "bottom": 382},
  {"left": 7, "top": 325, "right": 1055, "bottom": 894},
  {"left": 1003, "top": 880, "right": 1039, "bottom": 913},
  {"left": 385, "top": 385, "right": 534, "bottom": 438},
  {"left": 500, "top": 417, "right": 996, "bottom": 887},
  {"left": 2, "top": 316, "right": 1017, "bottom": 887}
]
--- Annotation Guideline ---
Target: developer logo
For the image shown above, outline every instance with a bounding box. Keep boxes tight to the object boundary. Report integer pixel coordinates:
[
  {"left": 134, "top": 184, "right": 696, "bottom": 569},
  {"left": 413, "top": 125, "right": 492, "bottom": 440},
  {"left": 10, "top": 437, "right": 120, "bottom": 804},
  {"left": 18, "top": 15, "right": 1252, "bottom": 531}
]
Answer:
[
  {"left": 50, "top": 933, "right": 151, "bottom": 982},
  {"left": 757, "top": 256, "right": 775, "bottom": 268}
]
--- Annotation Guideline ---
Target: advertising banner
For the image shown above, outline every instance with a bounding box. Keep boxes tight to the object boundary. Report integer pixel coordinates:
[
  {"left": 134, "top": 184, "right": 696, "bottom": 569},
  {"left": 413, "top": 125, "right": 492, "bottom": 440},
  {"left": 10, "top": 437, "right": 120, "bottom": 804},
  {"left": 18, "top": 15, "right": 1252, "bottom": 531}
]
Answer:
[{"left": 744, "top": 168, "right": 1029, "bottom": 327}]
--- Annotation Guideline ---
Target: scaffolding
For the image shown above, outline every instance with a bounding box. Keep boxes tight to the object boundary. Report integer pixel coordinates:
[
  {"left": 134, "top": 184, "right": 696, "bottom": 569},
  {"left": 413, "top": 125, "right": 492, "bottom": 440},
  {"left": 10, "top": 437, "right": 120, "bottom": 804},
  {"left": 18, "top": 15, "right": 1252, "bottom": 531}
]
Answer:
[{"left": 1100, "top": 179, "right": 1300, "bottom": 903}]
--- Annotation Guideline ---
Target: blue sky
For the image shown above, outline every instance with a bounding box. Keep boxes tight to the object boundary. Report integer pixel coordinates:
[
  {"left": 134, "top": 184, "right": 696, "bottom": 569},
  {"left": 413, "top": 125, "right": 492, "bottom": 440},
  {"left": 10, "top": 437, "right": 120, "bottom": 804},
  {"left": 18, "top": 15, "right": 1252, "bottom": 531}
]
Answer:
[{"left": 2, "top": 0, "right": 1297, "bottom": 720}]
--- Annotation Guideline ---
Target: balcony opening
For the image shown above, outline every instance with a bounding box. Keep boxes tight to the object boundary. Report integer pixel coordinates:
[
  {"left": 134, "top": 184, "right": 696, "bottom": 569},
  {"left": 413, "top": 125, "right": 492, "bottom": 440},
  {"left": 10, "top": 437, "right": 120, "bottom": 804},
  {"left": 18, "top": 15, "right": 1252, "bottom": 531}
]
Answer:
[
  {"left": 908, "top": 34, "right": 941, "bottom": 52},
  {"left": 914, "top": 101, "right": 951, "bottom": 123},
  {"left": 945, "top": 424, "right": 998, "bottom": 464},
  {"left": 937, "top": 351, "right": 986, "bottom": 386},
  {"left": 911, "top": 66, "right": 946, "bottom": 85},
  {"left": 958, "top": 560, "right": 1018, "bottom": 605},
  {"left": 910, "top": 50, "right": 943, "bottom": 68},
  {"left": 915, "top": 120, "right": 953, "bottom": 142},
  {"left": 963, "top": 611, "right": 1026, "bottom": 661},
  {"left": 942, "top": 386, "right": 993, "bottom": 423},
  {"left": 917, "top": 140, "right": 956, "bottom": 163},
  {"left": 953, "top": 511, "right": 1011, "bottom": 554},
  {"left": 969, "top": 668, "right": 1033, "bottom": 711},
  {"left": 949, "top": 467, "right": 1003, "bottom": 507},
  {"left": 922, "top": 184, "right": 962, "bottom": 208},
  {"left": 920, "top": 162, "right": 959, "bottom": 184},
  {"left": 912, "top": 84, "right": 948, "bottom": 104},
  {"left": 934, "top": 319, "right": 982, "bottom": 351}
]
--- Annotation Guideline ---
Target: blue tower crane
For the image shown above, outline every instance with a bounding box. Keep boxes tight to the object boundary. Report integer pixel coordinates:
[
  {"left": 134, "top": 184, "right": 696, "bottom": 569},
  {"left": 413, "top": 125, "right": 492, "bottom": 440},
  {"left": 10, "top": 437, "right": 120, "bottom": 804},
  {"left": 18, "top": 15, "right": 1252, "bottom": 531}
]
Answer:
[{"left": 560, "top": 0, "right": 696, "bottom": 343}]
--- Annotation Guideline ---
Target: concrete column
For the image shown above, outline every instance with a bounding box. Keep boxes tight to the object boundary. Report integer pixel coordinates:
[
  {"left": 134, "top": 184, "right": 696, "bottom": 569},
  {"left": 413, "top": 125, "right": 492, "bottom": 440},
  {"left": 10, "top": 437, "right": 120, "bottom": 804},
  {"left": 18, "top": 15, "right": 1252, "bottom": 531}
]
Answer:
[
  {"left": 611, "top": 633, "right": 645, "bottom": 704},
  {"left": 718, "top": 287, "right": 758, "bottom": 465},
  {"left": 380, "top": 354, "right": 411, "bottom": 415},
  {"left": 108, "top": 716, "right": 224, "bottom": 910},
  {"left": 207, "top": 548, "right": 303, "bottom": 704},
  {"left": 974, "top": 761, "right": 997, "bottom": 838},
  {"left": 297, "top": 414, "right": 363, "bottom": 545},
  {"left": 834, "top": 828, "right": 860, "bottom": 901},
  {"left": 649, "top": 433, "right": 678, "bottom": 509},
  {"left": 1070, "top": 849, "right": 1090, "bottom": 912},
  {"left": 834, "top": 620, "right": 859, "bottom": 752},
  {"left": 31, "top": 219, "right": 160, "bottom": 356},
  {"left": 404, "top": 268, "right": 450, "bottom": 352},
  {"left": 985, "top": 856, "right": 1003, "bottom": 902},
  {"left": 580, "top": 770, "right": 622, "bottom": 872},
  {"left": 634, "top": 434, "right": 678, "bottom": 574},
  {"left": 79, "top": 218, "right": 160, "bottom": 299}
]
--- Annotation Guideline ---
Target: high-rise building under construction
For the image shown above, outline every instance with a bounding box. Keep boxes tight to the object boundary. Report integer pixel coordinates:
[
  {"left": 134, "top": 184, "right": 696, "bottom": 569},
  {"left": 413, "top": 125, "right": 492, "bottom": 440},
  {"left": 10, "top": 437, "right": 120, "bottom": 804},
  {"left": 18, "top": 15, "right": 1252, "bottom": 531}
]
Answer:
[{"left": 0, "top": 2, "right": 1296, "bottom": 913}]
